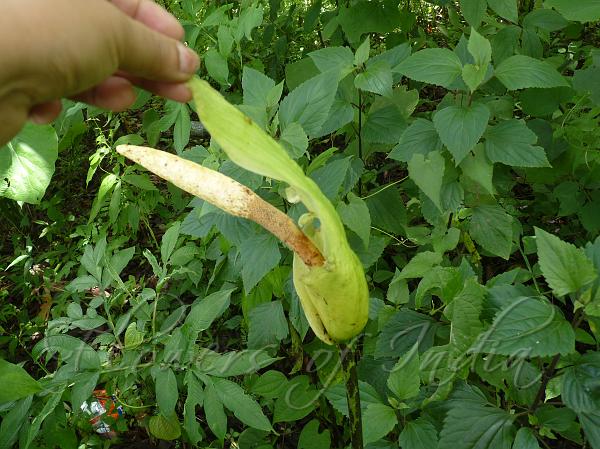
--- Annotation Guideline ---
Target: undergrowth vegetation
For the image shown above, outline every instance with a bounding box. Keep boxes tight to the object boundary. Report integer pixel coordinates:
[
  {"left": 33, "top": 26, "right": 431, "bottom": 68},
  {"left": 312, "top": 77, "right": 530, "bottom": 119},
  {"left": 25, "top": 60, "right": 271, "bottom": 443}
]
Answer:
[{"left": 2, "top": 1, "right": 600, "bottom": 448}]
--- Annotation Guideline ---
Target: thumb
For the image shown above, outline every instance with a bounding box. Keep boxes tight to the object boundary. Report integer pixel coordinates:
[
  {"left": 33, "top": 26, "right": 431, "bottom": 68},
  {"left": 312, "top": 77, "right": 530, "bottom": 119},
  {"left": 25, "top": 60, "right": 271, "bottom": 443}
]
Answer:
[{"left": 111, "top": 10, "right": 199, "bottom": 82}]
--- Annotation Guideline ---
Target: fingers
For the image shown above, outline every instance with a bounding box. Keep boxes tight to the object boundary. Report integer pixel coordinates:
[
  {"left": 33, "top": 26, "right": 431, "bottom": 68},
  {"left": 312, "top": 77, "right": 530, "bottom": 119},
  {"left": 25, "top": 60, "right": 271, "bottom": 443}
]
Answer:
[
  {"left": 110, "top": 5, "right": 199, "bottom": 83},
  {"left": 29, "top": 100, "right": 63, "bottom": 124},
  {"left": 116, "top": 72, "right": 193, "bottom": 102},
  {"left": 71, "top": 76, "right": 136, "bottom": 111},
  {"left": 110, "top": 0, "right": 184, "bottom": 40}
]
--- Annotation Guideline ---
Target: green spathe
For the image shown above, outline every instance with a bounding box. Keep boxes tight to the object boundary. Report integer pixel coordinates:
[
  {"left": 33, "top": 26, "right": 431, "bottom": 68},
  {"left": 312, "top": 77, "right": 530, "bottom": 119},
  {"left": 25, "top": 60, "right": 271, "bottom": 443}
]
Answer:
[{"left": 188, "top": 77, "right": 369, "bottom": 344}]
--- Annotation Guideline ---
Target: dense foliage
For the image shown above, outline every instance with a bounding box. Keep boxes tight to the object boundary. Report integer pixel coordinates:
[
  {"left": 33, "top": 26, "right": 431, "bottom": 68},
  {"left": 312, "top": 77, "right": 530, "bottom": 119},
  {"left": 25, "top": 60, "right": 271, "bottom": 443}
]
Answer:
[{"left": 2, "top": 0, "right": 600, "bottom": 448}]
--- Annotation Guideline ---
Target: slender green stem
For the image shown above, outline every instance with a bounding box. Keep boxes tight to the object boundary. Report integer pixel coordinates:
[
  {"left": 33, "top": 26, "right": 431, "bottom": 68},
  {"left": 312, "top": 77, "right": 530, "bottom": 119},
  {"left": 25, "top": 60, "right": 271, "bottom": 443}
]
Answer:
[{"left": 339, "top": 344, "right": 363, "bottom": 449}]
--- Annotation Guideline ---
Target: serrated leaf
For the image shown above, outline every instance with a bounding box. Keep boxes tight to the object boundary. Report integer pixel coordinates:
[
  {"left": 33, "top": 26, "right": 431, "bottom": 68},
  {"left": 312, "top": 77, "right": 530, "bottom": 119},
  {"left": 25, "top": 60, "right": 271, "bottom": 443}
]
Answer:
[
  {"left": 308, "top": 46, "right": 355, "bottom": 77},
  {"left": 459, "top": 144, "right": 495, "bottom": 195},
  {"left": 396, "top": 48, "right": 463, "bottom": 88},
  {"left": 438, "top": 402, "right": 515, "bottom": 449},
  {"left": 561, "top": 352, "right": 600, "bottom": 413},
  {"left": 247, "top": 301, "right": 289, "bottom": 349},
  {"left": 362, "top": 403, "right": 398, "bottom": 444},
  {"left": 471, "top": 296, "right": 575, "bottom": 357},
  {"left": 204, "top": 383, "right": 227, "bottom": 441},
  {"left": 355, "top": 61, "right": 393, "bottom": 97},
  {"left": 389, "top": 119, "right": 443, "bottom": 162},
  {"left": 279, "top": 72, "right": 339, "bottom": 138},
  {"left": 495, "top": 55, "right": 568, "bottom": 90},
  {"left": 337, "top": 193, "right": 371, "bottom": 248},
  {"left": 484, "top": 120, "right": 549, "bottom": 167},
  {"left": 240, "top": 233, "right": 281, "bottom": 293},
  {"left": 469, "top": 205, "right": 514, "bottom": 259},
  {"left": 354, "top": 36, "right": 371, "bottom": 66},
  {"left": 242, "top": 67, "right": 276, "bottom": 108},
  {"left": 408, "top": 151, "right": 445, "bottom": 211},
  {"left": 535, "top": 227, "right": 597, "bottom": 296},
  {"left": 433, "top": 103, "right": 490, "bottom": 165},
  {"left": 387, "top": 343, "right": 420, "bottom": 400},
  {"left": 448, "top": 279, "right": 485, "bottom": 356},
  {"left": 399, "top": 418, "right": 438, "bottom": 449}
]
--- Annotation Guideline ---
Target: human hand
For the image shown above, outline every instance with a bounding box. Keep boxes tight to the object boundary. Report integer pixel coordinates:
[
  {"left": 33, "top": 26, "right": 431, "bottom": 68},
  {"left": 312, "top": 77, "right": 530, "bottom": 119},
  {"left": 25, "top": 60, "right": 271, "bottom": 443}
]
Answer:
[{"left": 0, "top": 0, "right": 200, "bottom": 145}]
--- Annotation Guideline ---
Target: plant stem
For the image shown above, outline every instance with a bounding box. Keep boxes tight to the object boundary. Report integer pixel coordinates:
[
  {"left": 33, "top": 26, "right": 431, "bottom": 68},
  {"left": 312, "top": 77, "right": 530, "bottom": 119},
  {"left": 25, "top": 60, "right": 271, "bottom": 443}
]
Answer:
[{"left": 340, "top": 343, "right": 363, "bottom": 449}]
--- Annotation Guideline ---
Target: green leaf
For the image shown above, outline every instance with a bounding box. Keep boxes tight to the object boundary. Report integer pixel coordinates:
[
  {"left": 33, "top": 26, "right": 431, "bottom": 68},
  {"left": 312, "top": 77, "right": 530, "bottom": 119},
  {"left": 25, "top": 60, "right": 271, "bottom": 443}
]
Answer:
[
  {"left": 240, "top": 233, "right": 281, "bottom": 293},
  {"left": 365, "top": 185, "right": 406, "bottom": 235},
  {"left": 396, "top": 48, "right": 463, "bottom": 88},
  {"left": 0, "top": 396, "right": 32, "bottom": 449},
  {"left": 389, "top": 119, "right": 443, "bottom": 163},
  {"left": 213, "top": 378, "right": 272, "bottom": 431},
  {"left": 298, "top": 419, "right": 331, "bottom": 449},
  {"left": 362, "top": 104, "right": 406, "bottom": 144},
  {"left": 183, "top": 374, "right": 204, "bottom": 445},
  {"left": 174, "top": 104, "right": 191, "bottom": 153},
  {"left": 460, "top": 0, "right": 487, "bottom": 27},
  {"left": 387, "top": 343, "right": 420, "bottom": 400},
  {"left": 243, "top": 67, "right": 276, "bottom": 108},
  {"left": 578, "top": 410, "right": 600, "bottom": 449},
  {"left": 204, "top": 383, "right": 227, "bottom": 441},
  {"left": 484, "top": 119, "right": 549, "bottom": 167},
  {"left": 124, "top": 322, "right": 144, "bottom": 349},
  {"left": 308, "top": 46, "right": 355, "bottom": 77},
  {"left": 185, "top": 289, "right": 233, "bottom": 334},
  {"left": 399, "top": 418, "right": 438, "bottom": 449},
  {"left": 337, "top": 0, "right": 403, "bottom": 43},
  {"left": 149, "top": 415, "right": 181, "bottom": 441},
  {"left": 535, "top": 227, "right": 597, "bottom": 296},
  {"left": 0, "top": 359, "right": 41, "bottom": 403},
  {"left": 408, "top": 151, "right": 445, "bottom": 211},
  {"left": 362, "top": 403, "right": 398, "bottom": 444},
  {"left": 572, "top": 67, "right": 600, "bottom": 106},
  {"left": 472, "top": 296, "right": 575, "bottom": 357},
  {"left": 488, "top": 0, "right": 518, "bottom": 22},
  {"left": 155, "top": 367, "right": 178, "bottom": 417},
  {"left": 376, "top": 310, "right": 438, "bottom": 358},
  {"left": 247, "top": 301, "right": 289, "bottom": 349},
  {"left": 280, "top": 122, "right": 309, "bottom": 159},
  {"left": 0, "top": 124, "right": 58, "bottom": 204},
  {"left": 438, "top": 402, "right": 515, "bottom": 449},
  {"left": 561, "top": 352, "right": 600, "bottom": 413},
  {"left": 355, "top": 61, "right": 393, "bottom": 97},
  {"left": 522, "top": 9, "right": 569, "bottom": 31},
  {"left": 398, "top": 251, "right": 443, "bottom": 280},
  {"left": 459, "top": 144, "right": 495, "bottom": 196},
  {"left": 463, "top": 28, "right": 492, "bottom": 92},
  {"left": 337, "top": 193, "right": 371, "bottom": 248},
  {"left": 495, "top": 55, "right": 568, "bottom": 90},
  {"left": 354, "top": 36, "right": 371, "bottom": 66},
  {"left": 204, "top": 48, "right": 229, "bottom": 85},
  {"left": 544, "top": 0, "right": 600, "bottom": 22},
  {"left": 273, "top": 376, "right": 318, "bottom": 422},
  {"left": 469, "top": 205, "right": 514, "bottom": 259},
  {"left": 279, "top": 72, "right": 339, "bottom": 138},
  {"left": 433, "top": 103, "right": 490, "bottom": 164},
  {"left": 161, "top": 221, "right": 181, "bottom": 265},
  {"left": 513, "top": 428, "right": 541, "bottom": 449},
  {"left": 448, "top": 279, "right": 485, "bottom": 356},
  {"left": 32, "top": 335, "right": 100, "bottom": 370}
]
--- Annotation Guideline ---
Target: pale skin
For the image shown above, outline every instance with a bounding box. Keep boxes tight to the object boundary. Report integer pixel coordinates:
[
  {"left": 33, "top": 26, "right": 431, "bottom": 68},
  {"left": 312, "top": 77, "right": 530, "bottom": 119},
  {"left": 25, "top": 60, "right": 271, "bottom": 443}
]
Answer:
[{"left": 0, "top": 0, "right": 200, "bottom": 146}]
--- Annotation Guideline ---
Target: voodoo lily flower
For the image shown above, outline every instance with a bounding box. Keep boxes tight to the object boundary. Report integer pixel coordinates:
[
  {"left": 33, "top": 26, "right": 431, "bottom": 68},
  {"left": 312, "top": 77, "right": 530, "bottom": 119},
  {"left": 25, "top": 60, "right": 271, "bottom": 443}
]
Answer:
[{"left": 118, "top": 77, "right": 368, "bottom": 344}]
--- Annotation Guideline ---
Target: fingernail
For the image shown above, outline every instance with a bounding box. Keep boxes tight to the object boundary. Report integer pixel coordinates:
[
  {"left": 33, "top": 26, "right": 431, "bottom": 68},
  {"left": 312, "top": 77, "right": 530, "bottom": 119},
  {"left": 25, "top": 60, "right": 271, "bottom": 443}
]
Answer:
[{"left": 178, "top": 42, "right": 200, "bottom": 75}]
